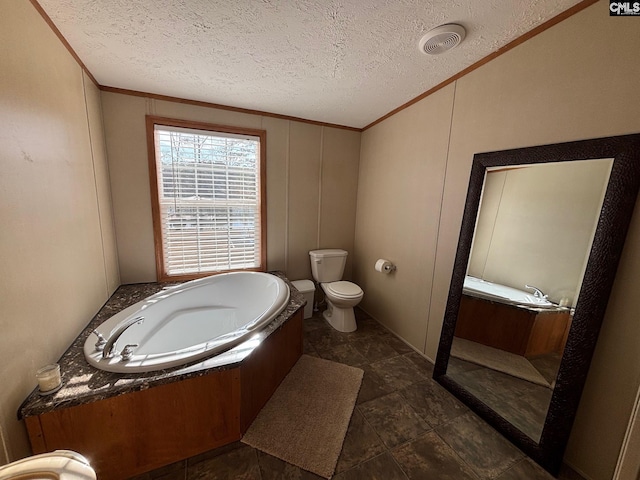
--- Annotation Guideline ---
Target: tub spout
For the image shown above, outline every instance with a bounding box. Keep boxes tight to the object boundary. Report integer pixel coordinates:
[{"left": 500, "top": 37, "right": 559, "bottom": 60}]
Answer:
[
  {"left": 525, "top": 285, "right": 547, "bottom": 299},
  {"left": 102, "top": 316, "right": 144, "bottom": 359}
]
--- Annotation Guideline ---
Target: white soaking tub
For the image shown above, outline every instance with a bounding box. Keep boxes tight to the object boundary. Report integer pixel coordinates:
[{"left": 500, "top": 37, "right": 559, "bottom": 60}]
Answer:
[
  {"left": 463, "top": 276, "right": 555, "bottom": 308},
  {"left": 84, "top": 272, "right": 290, "bottom": 373}
]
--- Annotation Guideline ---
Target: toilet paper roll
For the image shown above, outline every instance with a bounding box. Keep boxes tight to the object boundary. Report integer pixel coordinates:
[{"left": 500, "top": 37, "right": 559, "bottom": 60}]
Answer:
[{"left": 375, "top": 259, "right": 394, "bottom": 274}]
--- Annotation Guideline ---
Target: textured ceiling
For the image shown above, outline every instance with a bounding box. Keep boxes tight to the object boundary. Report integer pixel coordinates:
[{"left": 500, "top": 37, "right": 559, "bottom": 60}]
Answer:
[{"left": 37, "top": 0, "right": 582, "bottom": 128}]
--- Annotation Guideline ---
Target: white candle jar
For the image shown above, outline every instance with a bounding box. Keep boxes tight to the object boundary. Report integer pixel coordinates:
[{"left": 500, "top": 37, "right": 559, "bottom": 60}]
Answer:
[{"left": 36, "top": 364, "right": 61, "bottom": 393}]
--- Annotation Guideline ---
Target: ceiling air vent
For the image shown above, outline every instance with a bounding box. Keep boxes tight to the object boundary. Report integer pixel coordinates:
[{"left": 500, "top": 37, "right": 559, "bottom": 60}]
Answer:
[{"left": 419, "top": 24, "right": 466, "bottom": 55}]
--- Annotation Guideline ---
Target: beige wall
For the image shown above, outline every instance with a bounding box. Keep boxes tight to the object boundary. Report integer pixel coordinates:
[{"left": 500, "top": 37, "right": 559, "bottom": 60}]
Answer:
[
  {"left": 355, "top": 2, "right": 640, "bottom": 479},
  {"left": 354, "top": 84, "right": 454, "bottom": 349},
  {"left": 469, "top": 160, "right": 611, "bottom": 306},
  {"left": 101, "top": 94, "right": 361, "bottom": 284},
  {"left": 0, "top": 1, "right": 119, "bottom": 463}
]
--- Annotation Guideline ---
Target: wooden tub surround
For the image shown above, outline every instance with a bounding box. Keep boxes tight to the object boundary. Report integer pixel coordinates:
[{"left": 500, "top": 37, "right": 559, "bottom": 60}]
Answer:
[
  {"left": 19, "top": 273, "right": 305, "bottom": 480},
  {"left": 454, "top": 294, "right": 572, "bottom": 357}
]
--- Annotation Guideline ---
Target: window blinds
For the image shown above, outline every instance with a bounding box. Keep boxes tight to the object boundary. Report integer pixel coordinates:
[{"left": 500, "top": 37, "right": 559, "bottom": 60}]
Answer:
[{"left": 153, "top": 125, "right": 262, "bottom": 276}]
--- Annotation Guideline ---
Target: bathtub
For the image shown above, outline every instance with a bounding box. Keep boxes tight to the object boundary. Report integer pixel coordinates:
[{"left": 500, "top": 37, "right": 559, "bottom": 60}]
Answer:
[
  {"left": 463, "top": 276, "right": 555, "bottom": 308},
  {"left": 83, "top": 272, "right": 290, "bottom": 373}
]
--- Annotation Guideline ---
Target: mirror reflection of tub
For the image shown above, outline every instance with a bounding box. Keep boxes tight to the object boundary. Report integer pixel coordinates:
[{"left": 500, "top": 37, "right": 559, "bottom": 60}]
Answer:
[
  {"left": 446, "top": 158, "right": 611, "bottom": 442},
  {"left": 462, "top": 276, "right": 557, "bottom": 308},
  {"left": 449, "top": 276, "right": 574, "bottom": 440}
]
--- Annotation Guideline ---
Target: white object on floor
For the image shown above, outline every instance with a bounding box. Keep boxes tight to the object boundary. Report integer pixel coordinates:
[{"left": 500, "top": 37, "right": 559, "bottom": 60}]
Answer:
[
  {"left": 309, "top": 249, "right": 363, "bottom": 332},
  {"left": 0, "top": 450, "right": 96, "bottom": 480},
  {"left": 291, "top": 279, "right": 316, "bottom": 319}
]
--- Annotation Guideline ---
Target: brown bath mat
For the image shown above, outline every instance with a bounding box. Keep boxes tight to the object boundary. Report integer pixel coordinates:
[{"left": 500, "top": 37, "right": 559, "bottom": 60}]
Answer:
[{"left": 241, "top": 354, "right": 363, "bottom": 478}]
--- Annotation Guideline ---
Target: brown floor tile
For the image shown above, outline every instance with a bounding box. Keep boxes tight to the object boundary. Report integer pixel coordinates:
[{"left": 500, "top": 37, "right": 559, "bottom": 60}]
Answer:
[
  {"left": 392, "top": 431, "right": 479, "bottom": 480},
  {"left": 316, "top": 342, "right": 369, "bottom": 367},
  {"left": 354, "top": 307, "right": 371, "bottom": 320},
  {"left": 354, "top": 317, "right": 387, "bottom": 336},
  {"left": 496, "top": 457, "right": 555, "bottom": 480},
  {"left": 186, "top": 442, "right": 246, "bottom": 466},
  {"left": 303, "top": 337, "right": 318, "bottom": 355},
  {"left": 400, "top": 380, "right": 468, "bottom": 427},
  {"left": 187, "top": 444, "right": 261, "bottom": 480},
  {"left": 257, "top": 451, "right": 324, "bottom": 479},
  {"left": 335, "top": 409, "right": 387, "bottom": 473},
  {"left": 356, "top": 363, "right": 396, "bottom": 405},
  {"left": 436, "top": 412, "right": 524, "bottom": 479},
  {"left": 351, "top": 337, "right": 399, "bottom": 363},
  {"left": 333, "top": 452, "right": 407, "bottom": 480},
  {"left": 306, "top": 323, "right": 350, "bottom": 351},
  {"left": 128, "top": 460, "right": 186, "bottom": 480},
  {"left": 379, "top": 333, "right": 415, "bottom": 355},
  {"left": 558, "top": 464, "right": 588, "bottom": 480},
  {"left": 358, "top": 392, "right": 431, "bottom": 448},
  {"left": 368, "top": 355, "right": 429, "bottom": 390},
  {"left": 402, "top": 352, "right": 434, "bottom": 377},
  {"left": 303, "top": 316, "right": 328, "bottom": 332}
]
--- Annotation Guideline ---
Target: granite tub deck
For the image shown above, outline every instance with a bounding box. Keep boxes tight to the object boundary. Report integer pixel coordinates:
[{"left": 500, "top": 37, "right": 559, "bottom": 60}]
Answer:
[{"left": 19, "top": 271, "right": 306, "bottom": 480}]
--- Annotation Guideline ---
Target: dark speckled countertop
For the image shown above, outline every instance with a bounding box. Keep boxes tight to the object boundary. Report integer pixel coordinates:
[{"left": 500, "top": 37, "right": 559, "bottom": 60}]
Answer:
[{"left": 19, "top": 272, "right": 305, "bottom": 419}]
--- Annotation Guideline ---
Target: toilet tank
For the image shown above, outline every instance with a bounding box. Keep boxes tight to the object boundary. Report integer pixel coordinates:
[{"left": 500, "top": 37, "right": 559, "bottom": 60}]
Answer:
[{"left": 309, "top": 249, "right": 348, "bottom": 283}]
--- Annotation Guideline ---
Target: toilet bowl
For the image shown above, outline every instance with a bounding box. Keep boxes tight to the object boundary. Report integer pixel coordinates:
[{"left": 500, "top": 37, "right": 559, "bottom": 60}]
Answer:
[
  {"left": 309, "top": 249, "right": 364, "bottom": 333},
  {"left": 0, "top": 450, "right": 96, "bottom": 480},
  {"left": 321, "top": 281, "right": 364, "bottom": 332}
]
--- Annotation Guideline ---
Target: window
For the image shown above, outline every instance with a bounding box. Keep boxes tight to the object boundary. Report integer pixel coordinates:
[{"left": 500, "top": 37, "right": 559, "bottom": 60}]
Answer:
[{"left": 146, "top": 116, "right": 266, "bottom": 281}]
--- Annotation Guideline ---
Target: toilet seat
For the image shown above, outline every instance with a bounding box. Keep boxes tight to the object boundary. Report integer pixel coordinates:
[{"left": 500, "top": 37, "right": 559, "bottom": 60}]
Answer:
[
  {"left": 0, "top": 451, "right": 96, "bottom": 480},
  {"left": 324, "top": 281, "right": 363, "bottom": 299}
]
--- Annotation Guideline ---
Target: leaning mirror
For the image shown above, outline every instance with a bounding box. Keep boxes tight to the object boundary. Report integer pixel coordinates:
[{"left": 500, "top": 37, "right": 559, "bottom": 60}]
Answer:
[{"left": 434, "top": 134, "right": 640, "bottom": 475}]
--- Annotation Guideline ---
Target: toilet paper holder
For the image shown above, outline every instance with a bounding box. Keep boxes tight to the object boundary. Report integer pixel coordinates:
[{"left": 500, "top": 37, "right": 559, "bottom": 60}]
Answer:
[{"left": 375, "top": 259, "right": 397, "bottom": 274}]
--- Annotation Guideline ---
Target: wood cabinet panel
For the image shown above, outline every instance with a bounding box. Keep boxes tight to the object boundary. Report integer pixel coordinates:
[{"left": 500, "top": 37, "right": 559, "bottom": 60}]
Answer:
[
  {"left": 36, "top": 369, "right": 240, "bottom": 480},
  {"left": 240, "top": 309, "right": 303, "bottom": 432},
  {"left": 24, "top": 308, "right": 304, "bottom": 480},
  {"left": 456, "top": 295, "right": 533, "bottom": 354},
  {"left": 455, "top": 294, "right": 571, "bottom": 357},
  {"left": 526, "top": 310, "right": 572, "bottom": 357}
]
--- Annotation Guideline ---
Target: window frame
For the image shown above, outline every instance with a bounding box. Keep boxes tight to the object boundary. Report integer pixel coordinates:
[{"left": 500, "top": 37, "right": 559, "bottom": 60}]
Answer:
[{"left": 145, "top": 115, "right": 267, "bottom": 282}]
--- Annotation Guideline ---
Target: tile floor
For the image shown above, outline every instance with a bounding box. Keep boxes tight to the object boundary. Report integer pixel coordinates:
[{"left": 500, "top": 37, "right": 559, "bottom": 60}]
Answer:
[
  {"left": 447, "top": 356, "right": 551, "bottom": 441},
  {"left": 134, "top": 308, "right": 585, "bottom": 480},
  {"left": 446, "top": 343, "right": 562, "bottom": 441}
]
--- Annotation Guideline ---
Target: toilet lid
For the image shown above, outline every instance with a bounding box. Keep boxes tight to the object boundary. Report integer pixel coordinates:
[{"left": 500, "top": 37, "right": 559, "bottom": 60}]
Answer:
[
  {"left": 0, "top": 451, "right": 96, "bottom": 480},
  {"left": 325, "top": 281, "right": 363, "bottom": 298}
]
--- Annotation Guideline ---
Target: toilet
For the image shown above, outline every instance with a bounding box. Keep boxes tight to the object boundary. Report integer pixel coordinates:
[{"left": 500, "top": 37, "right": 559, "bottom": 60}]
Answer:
[
  {"left": 0, "top": 450, "right": 96, "bottom": 480},
  {"left": 309, "top": 249, "right": 364, "bottom": 332}
]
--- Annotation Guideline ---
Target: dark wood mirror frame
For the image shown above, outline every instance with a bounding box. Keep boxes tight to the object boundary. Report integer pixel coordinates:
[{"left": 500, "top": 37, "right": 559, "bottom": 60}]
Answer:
[{"left": 433, "top": 133, "right": 640, "bottom": 475}]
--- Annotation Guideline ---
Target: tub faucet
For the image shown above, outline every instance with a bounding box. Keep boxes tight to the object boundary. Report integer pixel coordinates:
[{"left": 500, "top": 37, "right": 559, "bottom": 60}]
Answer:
[
  {"left": 92, "top": 330, "right": 107, "bottom": 351},
  {"left": 102, "top": 316, "right": 144, "bottom": 359},
  {"left": 525, "top": 285, "right": 547, "bottom": 299},
  {"left": 120, "top": 344, "right": 139, "bottom": 361}
]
